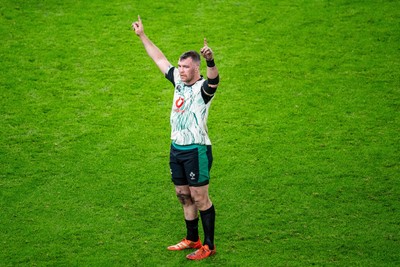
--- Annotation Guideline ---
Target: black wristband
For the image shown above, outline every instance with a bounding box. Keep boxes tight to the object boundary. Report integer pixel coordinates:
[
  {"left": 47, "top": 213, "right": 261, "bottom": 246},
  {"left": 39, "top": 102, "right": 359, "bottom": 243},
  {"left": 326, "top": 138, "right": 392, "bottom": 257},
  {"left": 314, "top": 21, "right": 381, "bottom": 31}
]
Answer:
[{"left": 206, "top": 59, "right": 215, "bottom": 67}]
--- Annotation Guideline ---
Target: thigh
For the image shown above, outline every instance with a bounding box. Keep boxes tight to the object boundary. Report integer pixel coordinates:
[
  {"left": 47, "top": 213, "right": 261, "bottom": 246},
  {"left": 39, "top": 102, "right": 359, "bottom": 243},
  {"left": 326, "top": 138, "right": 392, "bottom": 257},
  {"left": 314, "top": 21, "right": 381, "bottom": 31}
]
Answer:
[
  {"left": 170, "top": 146, "right": 188, "bottom": 186},
  {"left": 185, "top": 145, "right": 212, "bottom": 187}
]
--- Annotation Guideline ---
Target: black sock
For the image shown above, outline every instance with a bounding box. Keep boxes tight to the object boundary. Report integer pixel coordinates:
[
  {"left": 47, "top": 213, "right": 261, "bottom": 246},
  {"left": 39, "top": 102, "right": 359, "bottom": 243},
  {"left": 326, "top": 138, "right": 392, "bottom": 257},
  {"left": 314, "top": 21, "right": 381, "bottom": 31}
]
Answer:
[
  {"left": 200, "top": 205, "right": 215, "bottom": 250},
  {"left": 185, "top": 218, "right": 199, "bottom": 242}
]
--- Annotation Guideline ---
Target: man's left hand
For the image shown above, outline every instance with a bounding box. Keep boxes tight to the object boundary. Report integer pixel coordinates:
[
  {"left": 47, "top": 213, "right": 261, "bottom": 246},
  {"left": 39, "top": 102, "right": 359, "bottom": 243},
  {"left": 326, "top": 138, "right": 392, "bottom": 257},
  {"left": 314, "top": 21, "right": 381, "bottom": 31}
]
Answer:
[{"left": 200, "top": 38, "right": 214, "bottom": 61}]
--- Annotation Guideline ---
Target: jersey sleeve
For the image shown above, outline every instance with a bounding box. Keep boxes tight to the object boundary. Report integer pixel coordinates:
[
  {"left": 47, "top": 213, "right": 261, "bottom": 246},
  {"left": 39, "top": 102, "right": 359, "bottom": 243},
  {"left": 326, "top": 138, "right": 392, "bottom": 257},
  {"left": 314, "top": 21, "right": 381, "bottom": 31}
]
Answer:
[
  {"left": 203, "top": 80, "right": 217, "bottom": 95},
  {"left": 201, "top": 80, "right": 217, "bottom": 104},
  {"left": 165, "top": 66, "right": 175, "bottom": 86}
]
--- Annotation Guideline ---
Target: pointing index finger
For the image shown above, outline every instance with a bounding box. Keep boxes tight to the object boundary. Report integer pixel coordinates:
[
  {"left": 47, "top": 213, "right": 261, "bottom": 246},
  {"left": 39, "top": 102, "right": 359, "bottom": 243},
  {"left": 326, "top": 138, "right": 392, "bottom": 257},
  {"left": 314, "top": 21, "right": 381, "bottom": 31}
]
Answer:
[{"left": 204, "top": 38, "right": 208, "bottom": 47}]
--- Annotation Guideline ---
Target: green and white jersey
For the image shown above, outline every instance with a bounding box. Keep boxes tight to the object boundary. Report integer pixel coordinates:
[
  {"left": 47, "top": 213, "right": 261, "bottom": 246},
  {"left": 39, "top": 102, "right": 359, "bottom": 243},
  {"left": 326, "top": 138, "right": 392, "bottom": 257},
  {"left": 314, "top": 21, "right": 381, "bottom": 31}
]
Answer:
[{"left": 165, "top": 66, "right": 215, "bottom": 145}]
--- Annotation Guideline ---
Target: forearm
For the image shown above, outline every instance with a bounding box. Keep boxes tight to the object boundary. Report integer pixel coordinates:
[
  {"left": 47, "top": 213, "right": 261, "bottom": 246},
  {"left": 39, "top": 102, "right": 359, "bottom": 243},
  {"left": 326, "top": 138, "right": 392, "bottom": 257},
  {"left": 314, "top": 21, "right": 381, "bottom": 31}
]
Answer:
[
  {"left": 140, "top": 34, "right": 163, "bottom": 62},
  {"left": 138, "top": 33, "right": 170, "bottom": 74},
  {"left": 206, "top": 59, "right": 219, "bottom": 87},
  {"left": 207, "top": 65, "right": 219, "bottom": 79}
]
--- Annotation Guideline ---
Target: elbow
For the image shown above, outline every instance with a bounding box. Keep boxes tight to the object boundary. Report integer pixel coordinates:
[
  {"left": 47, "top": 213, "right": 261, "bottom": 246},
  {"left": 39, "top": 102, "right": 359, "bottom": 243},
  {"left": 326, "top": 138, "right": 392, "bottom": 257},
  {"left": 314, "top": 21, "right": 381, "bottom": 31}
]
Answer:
[{"left": 207, "top": 75, "right": 220, "bottom": 87}]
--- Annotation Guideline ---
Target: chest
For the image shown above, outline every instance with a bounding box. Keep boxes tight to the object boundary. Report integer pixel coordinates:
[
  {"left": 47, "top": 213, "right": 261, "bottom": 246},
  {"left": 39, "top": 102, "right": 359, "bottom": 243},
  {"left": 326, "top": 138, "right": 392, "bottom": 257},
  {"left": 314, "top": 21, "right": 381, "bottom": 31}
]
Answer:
[{"left": 173, "top": 82, "right": 203, "bottom": 112}]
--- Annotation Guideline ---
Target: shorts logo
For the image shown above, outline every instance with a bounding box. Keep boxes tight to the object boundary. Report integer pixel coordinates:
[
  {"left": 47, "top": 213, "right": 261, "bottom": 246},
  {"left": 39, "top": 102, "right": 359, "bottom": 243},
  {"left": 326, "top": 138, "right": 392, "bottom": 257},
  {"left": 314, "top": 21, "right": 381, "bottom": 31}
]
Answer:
[{"left": 190, "top": 172, "right": 196, "bottom": 180}]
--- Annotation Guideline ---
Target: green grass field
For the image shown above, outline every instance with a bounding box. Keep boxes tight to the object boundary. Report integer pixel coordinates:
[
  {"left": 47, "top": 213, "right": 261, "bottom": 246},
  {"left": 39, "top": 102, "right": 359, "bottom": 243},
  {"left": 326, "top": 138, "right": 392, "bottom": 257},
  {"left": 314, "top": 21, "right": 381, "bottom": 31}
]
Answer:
[{"left": 1, "top": 0, "right": 399, "bottom": 266}]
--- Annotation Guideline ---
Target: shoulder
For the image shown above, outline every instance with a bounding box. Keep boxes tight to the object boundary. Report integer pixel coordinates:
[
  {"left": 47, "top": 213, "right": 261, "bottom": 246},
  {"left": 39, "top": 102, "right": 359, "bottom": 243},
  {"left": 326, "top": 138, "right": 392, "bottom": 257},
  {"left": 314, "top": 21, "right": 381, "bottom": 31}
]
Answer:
[{"left": 165, "top": 66, "right": 180, "bottom": 83}]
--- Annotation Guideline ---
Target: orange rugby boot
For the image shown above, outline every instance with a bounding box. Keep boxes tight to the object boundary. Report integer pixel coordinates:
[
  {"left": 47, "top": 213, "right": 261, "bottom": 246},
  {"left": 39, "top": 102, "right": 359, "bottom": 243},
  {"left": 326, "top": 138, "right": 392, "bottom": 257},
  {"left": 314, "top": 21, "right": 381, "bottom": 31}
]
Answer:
[
  {"left": 186, "top": 244, "right": 216, "bottom": 260},
  {"left": 167, "top": 238, "right": 202, "bottom": 251}
]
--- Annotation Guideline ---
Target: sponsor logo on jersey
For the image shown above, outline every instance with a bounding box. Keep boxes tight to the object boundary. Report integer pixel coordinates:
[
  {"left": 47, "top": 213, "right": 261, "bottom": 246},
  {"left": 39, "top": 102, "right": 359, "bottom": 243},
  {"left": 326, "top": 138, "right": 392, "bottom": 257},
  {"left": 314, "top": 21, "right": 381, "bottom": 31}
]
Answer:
[
  {"left": 175, "top": 97, "right": 184, "bottom": 108},
  {"left": 174, "top": 96, "right": 185, "bottom": 113}
]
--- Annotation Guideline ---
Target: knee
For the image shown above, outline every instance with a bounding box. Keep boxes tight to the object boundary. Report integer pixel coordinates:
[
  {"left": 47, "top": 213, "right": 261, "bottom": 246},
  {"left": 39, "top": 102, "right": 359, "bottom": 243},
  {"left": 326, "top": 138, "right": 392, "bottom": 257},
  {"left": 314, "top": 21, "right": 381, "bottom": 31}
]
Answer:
[
  {"left": 190, "top": 191, "right": 211, "bottom": 210},
  {"left": 176, "top": 192, "right": 194, "bottom": 206},
  {"left": 193, "top": 196, "right": 211, "bottom": 210}
]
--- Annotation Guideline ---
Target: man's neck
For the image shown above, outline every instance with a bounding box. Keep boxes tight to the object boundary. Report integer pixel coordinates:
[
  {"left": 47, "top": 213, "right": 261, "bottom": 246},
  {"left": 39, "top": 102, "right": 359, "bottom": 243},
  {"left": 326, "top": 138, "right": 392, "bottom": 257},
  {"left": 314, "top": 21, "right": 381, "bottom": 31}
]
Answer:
[{"left": 184, "top": 75, "right": 202, "bottom": 86}]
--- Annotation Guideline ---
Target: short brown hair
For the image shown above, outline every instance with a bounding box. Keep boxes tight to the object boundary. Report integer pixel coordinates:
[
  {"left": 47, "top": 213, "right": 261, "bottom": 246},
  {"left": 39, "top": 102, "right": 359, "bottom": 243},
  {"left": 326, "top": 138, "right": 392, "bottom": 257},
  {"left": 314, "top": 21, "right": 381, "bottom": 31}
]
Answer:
[{"left": 179, "top": 50, "right": 201, "bottom": 64}]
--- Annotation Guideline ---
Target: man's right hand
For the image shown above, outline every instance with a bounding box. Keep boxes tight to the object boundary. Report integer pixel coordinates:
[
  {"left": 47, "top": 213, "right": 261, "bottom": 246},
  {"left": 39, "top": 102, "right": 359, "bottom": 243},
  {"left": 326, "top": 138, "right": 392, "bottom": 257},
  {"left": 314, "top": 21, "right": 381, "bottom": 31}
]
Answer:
[
  {"left": 132, "top": 15, "right": 144, "bottom": 36},
  {"left": 131, "top": 15, "right": 171, "bottom": 74}
]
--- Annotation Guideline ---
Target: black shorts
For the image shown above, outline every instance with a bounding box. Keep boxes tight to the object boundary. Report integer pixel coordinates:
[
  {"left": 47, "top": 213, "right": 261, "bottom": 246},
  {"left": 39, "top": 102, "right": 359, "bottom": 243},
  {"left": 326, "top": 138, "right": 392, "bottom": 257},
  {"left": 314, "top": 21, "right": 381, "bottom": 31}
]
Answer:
[{"left": 169, "top": 143, "right": 213, "bottom": 187}]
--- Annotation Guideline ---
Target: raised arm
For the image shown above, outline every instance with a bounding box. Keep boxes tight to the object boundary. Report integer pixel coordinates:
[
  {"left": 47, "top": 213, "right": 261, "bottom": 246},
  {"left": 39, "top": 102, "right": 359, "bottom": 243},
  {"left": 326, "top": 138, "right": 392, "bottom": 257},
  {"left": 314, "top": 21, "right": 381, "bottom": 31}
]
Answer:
[
  {"left": 200, "top": 38, "right": 219, "bottom": 89},
  {"left": 132, "top": 16, "right": 171, "bottom": 74}
]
